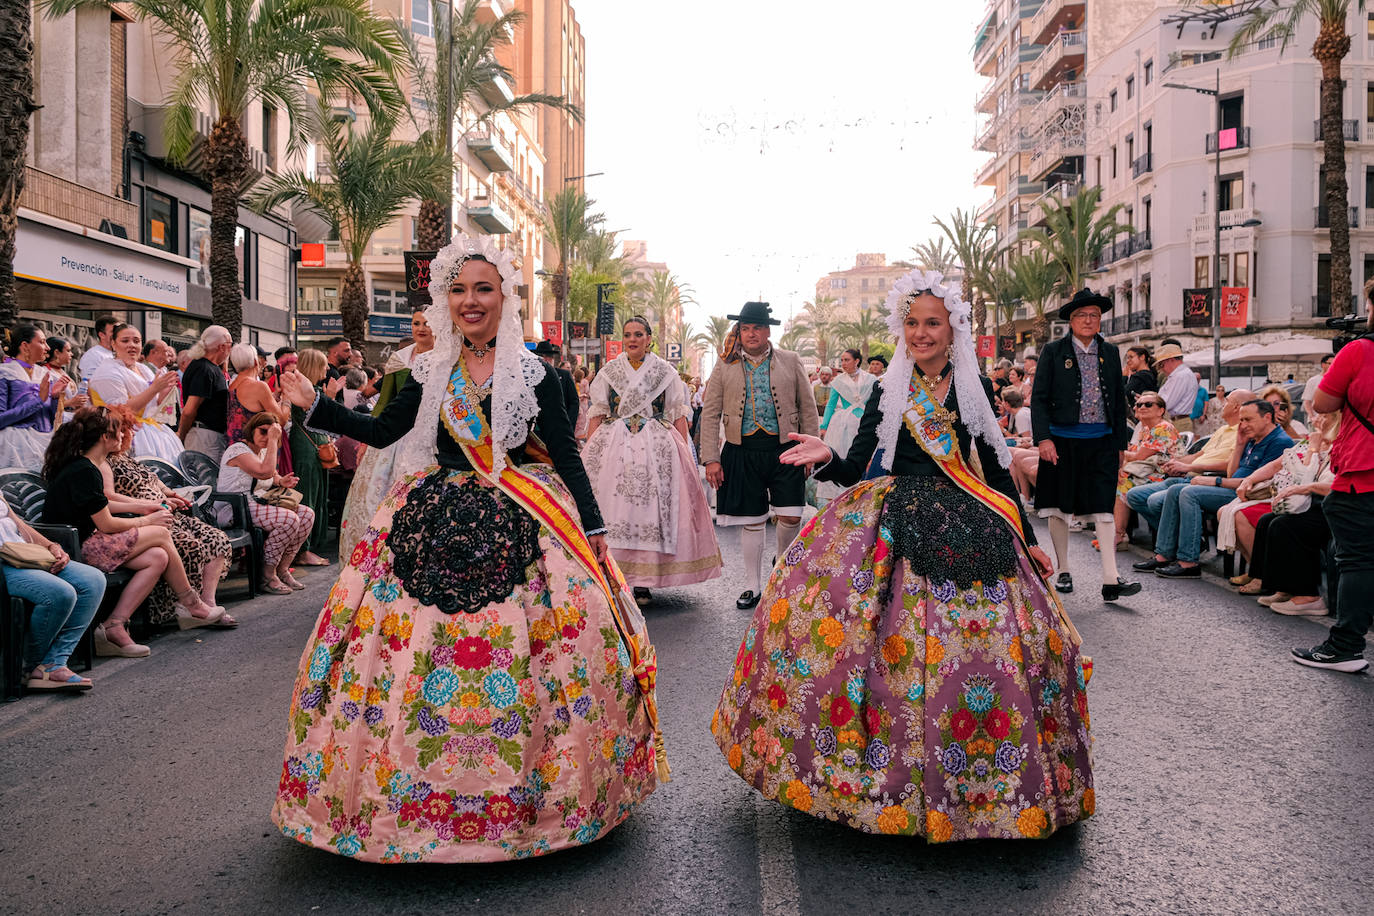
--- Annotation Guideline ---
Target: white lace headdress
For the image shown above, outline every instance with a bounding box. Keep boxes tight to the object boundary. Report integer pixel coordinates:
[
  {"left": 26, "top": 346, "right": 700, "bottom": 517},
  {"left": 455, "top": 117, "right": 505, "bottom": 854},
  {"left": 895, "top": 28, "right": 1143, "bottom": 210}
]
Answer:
[
  {"left": 395, "top": 233, "right": 541, "bottom": 477},
  {"left": 873, "top": 269, "right": 1011, "bottom": 472}
]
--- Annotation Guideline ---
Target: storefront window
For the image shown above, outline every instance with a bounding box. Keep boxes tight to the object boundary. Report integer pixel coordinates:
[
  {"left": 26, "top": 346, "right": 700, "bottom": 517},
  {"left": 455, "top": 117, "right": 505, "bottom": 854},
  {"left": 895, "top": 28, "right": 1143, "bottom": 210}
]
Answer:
[
  {"left": 235, "top": 226, "right": 253, "bottom": 299},
  {"left": 145, "top": 190, "right": 175, "bottom": 253},
  {"left": 189, "top": 208, "right": 211, "bottom": 286},
  {"left": 297, "top": 285, "right": 339, "bottom": 312},
  {"left": 372, "top": 287, "right": 407, "bottom": 314}
]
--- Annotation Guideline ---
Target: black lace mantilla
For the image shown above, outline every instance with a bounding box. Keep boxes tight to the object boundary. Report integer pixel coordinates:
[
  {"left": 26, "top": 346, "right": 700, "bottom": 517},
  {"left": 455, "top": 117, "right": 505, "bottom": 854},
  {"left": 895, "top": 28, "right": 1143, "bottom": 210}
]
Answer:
[
  {"left": 881, "top": 475, "right": 1019, "bottom": 588},
  {"left": 389, "top": 472, "right": 540, "bottom": 614}
]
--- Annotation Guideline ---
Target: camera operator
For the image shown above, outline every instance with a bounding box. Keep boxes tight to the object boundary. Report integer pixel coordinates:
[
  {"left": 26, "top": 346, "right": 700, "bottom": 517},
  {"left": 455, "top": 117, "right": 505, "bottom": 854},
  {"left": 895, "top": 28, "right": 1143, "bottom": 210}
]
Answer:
[{"left": 1292, "top": 281, "right": 1374, "bottom": 673}]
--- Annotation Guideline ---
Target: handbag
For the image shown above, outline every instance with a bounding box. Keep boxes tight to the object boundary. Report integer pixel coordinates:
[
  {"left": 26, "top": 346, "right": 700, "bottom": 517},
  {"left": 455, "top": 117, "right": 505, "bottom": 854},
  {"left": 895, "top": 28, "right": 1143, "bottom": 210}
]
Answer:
[
  {"left": 315, "top": 439, "right": 340, "bottom": 470},
  {"left": 256, "top": 485, "right": 303, "bottom": 510},
  {"left": 0, "top": 541, "right": 56, "bottom": 571},
  {"left": 1121, "top": 458, "right": 1161, "bottom": 485}
]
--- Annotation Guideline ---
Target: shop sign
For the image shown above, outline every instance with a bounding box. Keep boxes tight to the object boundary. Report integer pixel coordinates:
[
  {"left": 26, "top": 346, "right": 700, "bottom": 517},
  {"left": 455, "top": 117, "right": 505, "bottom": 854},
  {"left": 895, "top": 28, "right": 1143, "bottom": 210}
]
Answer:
[
  {"left": 297, "top": 312, "right": 343, "bottom": 335},
  {"left": 15, "top": 217, "right": 188, "bottom": 310}
]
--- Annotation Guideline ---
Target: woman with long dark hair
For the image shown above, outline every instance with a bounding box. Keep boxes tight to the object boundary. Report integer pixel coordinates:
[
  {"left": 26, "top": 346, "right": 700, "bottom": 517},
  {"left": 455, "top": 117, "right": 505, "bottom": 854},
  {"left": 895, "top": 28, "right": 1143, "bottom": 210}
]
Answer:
[
  {"left": 1124, "top": 346, "right": 1158, "bottom": 406},
  {"left": 42, "top": 408, "right": 225, "bottom": 657}
]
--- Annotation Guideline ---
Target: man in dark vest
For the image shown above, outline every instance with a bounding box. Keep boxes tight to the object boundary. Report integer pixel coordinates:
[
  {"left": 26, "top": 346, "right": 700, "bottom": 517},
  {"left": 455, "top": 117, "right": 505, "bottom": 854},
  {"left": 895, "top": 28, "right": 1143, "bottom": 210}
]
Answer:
[
  {"left": 533, "top": 339, "right": 579, "bottom": 428},
  {"left": 1030, "top": 288, "right": 1141, "bottom": 602}
]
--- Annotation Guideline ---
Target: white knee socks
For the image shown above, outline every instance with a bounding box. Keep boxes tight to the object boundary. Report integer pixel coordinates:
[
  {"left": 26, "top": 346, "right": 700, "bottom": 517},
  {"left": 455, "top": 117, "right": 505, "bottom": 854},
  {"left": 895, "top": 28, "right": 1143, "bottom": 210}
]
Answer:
[
  {"left": 741, "top": 523, "right": 766, "bottom": 595},
  {"left": 775, "top": 518, "right": 802, "bottom": 557},
  {"left": 1048, "top": 515, "right": 1071, "bottom": 571},
  {"left": 1094, "top": 513, "right": 1119, "bottom": 585}
]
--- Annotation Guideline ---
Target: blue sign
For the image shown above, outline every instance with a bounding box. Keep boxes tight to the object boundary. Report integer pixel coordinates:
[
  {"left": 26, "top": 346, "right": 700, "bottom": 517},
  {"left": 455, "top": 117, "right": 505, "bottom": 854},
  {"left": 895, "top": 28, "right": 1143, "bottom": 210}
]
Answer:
[
  {"left": 296, "top": 312, "right": 412, "bottom": 340},
  {"left": 297, "top": 312, "right": 342, "bottom": 335},
  {"left": 368, "top": 314, "right": 412, "bottom": 340}
]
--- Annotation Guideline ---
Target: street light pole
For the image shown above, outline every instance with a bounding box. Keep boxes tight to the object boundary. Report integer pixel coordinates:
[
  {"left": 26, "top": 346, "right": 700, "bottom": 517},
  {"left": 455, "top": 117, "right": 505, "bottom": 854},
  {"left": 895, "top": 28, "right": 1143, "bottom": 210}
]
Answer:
[{"left": 1211, "top": 67, "right": 1222, "bottom": 390}]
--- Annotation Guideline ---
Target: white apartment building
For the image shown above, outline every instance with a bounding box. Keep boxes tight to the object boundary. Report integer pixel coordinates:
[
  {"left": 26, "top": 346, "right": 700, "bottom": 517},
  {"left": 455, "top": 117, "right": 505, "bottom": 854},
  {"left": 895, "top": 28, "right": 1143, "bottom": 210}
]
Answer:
[{"left": 1081, "top": 3, "right": 1366, "bottom": 361}]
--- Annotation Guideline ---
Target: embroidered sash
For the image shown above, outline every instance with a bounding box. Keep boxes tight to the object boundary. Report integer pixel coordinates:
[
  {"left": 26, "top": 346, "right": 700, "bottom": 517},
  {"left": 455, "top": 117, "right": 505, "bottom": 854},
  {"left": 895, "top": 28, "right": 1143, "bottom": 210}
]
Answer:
[
  {"left": 88, "top": 378, "right": 161, "bottom": 426},
  {"left": 441, "top": 362, "right": 671, "bottom": 779},
  {"left": 869, "top": 370, "right": 1083, "bottom": 647}
]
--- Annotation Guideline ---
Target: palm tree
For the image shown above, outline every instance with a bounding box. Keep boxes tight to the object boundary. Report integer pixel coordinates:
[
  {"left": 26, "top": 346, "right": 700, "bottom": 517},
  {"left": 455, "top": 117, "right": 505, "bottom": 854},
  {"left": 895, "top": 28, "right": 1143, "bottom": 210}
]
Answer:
[
  {"left": 577, "top": 228, "right": 631, "bottom": 282},
  {"left": 42, "top": 0, "right": 406, "bottom": 340},
  {"left": 249, "top": 106, "right": 447, "bottom": 350},
  {"left": 0, "top": 2, "right": 36, "bottom": 330},
  {"left": 1020, "top": 185, "right": 1130, "bottom": 301},
  {"left": 544, "top": 186, "right": 603, "bottom": 324},
  {"left": 1006, "top": 247, "right": 1060, "bottom": 345},
  {"left": 934, "top": 209, "right": 997, "bottom": 336},
  {"left": 835, "top": 310, "right": 888, "bottom": 361},
  {"left": 911, "top": 237, "right": 959, "bottom": 274},
  {"left": 643, "top": 270, "right": 694, "bottom": 349},
  {"left": 778, "top": 320, "right": 816, "bottom": 359},
  {"left": 1226, "top": 0, "right": 1362, "bottom": 313},
  {"left": 801, "top": 295, "right": 841, "bottom": 366},
  {"left": 693, "top": 315, "right": 734, "bottom": 357},
  {"left": 408, "top": 0, "right": 580, "bottom": 250}
]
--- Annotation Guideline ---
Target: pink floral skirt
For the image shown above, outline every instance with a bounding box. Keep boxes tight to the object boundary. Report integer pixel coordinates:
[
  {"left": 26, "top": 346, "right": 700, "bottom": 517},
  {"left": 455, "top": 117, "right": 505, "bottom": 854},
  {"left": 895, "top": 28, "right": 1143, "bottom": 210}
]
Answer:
[
  {"left": 272, "top": 464, "right": 659, "bottom": 863},
  {"left": 81, "top": 529, "right": 138, "bottom": 572}
]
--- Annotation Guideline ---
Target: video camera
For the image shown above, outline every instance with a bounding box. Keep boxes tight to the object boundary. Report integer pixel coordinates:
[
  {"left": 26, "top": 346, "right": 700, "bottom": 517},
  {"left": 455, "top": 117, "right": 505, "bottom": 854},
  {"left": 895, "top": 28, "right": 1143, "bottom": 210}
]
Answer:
[{"left": 1325, "top": 314, "right": 1373, "bottom": 353}]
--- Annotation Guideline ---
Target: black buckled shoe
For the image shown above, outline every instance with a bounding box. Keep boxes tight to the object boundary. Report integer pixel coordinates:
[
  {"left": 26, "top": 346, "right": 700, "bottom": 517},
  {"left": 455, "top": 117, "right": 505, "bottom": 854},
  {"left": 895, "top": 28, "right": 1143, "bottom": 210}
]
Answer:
[
  {"left": 1054, "top": 573, "right": 1073, "bottom": 594},
  {"left": 736, "top": 590, "right": 761, "bottom": 610},
  {"left": 1101, "top": 579, "right": 1143, "bottom": 602},
  {"left": 1155, "top": 563, "right": 1201, "bottom": 578},
  {"left": 1133, "top": 556, "right": 1170, "bottom": 572}
]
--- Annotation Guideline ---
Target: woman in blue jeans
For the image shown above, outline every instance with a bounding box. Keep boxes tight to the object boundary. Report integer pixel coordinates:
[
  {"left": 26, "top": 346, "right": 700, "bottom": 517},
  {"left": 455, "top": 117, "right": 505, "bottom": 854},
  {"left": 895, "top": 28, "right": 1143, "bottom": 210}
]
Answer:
[{"left": 0, "top": 496, "right": 105, "bottom": 691}]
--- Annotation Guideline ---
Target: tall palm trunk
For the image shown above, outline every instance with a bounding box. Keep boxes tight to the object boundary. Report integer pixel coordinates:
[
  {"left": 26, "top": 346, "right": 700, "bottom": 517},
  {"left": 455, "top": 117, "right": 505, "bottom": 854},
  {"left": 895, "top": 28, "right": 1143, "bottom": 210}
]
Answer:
[
  {"left": 0, "top": 1, "right": 35, "bottom": 332},
  {"left": 1316, "top": 22, "right": 1352, "bottom": 315},
  {"left": 416, "top": 197, "right": 447, "bottom": 251},
  {"left": 340, "top": 261, "right": 368, "bottom": 353},
  {"left": 208, "top": 115, "right": 249, "bottom": 339}
]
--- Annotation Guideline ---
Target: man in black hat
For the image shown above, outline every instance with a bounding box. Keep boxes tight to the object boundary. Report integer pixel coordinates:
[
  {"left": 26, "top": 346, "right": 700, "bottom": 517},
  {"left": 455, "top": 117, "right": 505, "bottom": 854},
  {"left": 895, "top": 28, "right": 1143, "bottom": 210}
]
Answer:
[
  {"left": 1030, "top": 288, "right": 1140, "bottom": 602},
  {"left": 866, "top": 353, "right": 888, "bottom": 377},
  {"left": 534, "top": 339, "right": 579, "bottom": 428},
  {"left": 700, "top": 302, "right": 818, "bottom": 609}
]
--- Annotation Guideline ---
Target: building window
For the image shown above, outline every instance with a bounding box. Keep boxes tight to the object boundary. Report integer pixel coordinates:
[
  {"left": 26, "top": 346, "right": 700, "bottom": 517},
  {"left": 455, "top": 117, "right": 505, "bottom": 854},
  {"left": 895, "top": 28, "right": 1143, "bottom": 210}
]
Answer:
[
  {"left": 1195, "top": 256, "right": 1209, "bottom": 288},
  {"left": 1111, "top": 145, "right": 1117, "bottom": 178},
  {"left": 297, "top": 285, "right": 339, "bottom": 312},
  {"left": 372, "top": 287, "right": 407, "bottom": 315},
  {"left": 1258, "top": 34, "right": 1277, "bottom": 51},
  {"left": 188, "top": 208, "right": 210, "bottom": 286},
  {"left": 1367, "top": 86, "right": 1374, "bottom": 122},
  {"left": 1110, "top": 89, "right": 1117, "bottom": 112},
  {"left": 1218, "top": 254, "right": 1230, "bottom": 285},
  {"left": 1220, "top": 94, "right": 1244, "bottom": 131},
  {"left": 1363, "top": 255, "right": 1374, "bottom": 293},
  {"left": 1144, "top": 60, "right": 1154, "bottom": 85},
  {"left": 262, "top": 104, "right": 277, "bottom": 171},
  {"left": 1126, "top": 76, "right": 1135, "bottom": 100},
  {"left": 1126, "top": 134, "right": 1134, "bottom": 165},
  {"left": 144, "top": 190, "right": 175, "bottom": 253},
  {"left": 1234, "top": 251, "right": 1250, "bottom": 288},
  {"left": 412, "top": 0, "right": 432, "bottom": 37},
  {"left": 1368, "top": 12, "right": 1374, "bottom": 39},
  {"left": 235, "top": 226, "right": 253, "bottom": 299},
  {"left": 1219, "top": 175, "right": 1244, "bottom": 211},
  {"left": 1317, "top": 254, "right": 1332, "bottom": 316}
]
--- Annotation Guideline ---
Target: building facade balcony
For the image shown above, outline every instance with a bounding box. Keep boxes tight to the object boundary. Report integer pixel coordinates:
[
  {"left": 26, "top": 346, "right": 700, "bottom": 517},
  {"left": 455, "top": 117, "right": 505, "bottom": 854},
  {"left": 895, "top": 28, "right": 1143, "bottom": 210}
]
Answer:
[
  {"left": 1193, "top": 208, "right": 1260, "bottom": 232},
  {"left": 973, "top": 8, "right": 1000, "bottom": 76},
  {"left": 1130, "top": 230, "right": 1152, "bottom": 254},
  {"left": 1028, "top": 80, "right": 1085, "bottom": 131},
  {"left": 1315, "top": 205, "right": 1359, "bottom": 229},
  {"left": 1205, "top": 126, "right": 1250, "bottom": 154},
  {"left": 1028, "top": 0, "right": 1086, "bottom": 46},
  {"left": 1128, "top": 309, "right": 1152, "bottom": 332},
  {"left": 466, "top": 131, "right": 514, "bottom": 172},
  {"left": 976, "top": 120, "right": 1000, "bottom": 153},
  {"left": 1027, "top": 132, "right": 1085, "bottom": 181},
  {"left": 1029, "top": 29, "right": 1085, "bottom": 91},
  {"left": 478, "top": 70, "right": 515, "bottom": 107},
  {"left": 1132, "top": 152, "right": 1153, "bottom": 178},
  {"left": 465, "top": 195, "right": 515, "bottom": 234},
  {"left": 1314, "top": 119, "right": 1359, "bottom": 142},
  {"left": 976, "top": 76, "right": 1003, "bottom": 115},
  {"left": 1028, "top": 177, "right": 1081, "bottom": 226}
]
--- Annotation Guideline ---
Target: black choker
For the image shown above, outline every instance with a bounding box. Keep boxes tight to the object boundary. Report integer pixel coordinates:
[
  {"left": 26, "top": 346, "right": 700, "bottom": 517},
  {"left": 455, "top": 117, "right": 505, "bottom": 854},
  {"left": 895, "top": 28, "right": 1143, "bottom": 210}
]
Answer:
[{"left": 463, "top": 339, "right": 497, "bottom": 358}]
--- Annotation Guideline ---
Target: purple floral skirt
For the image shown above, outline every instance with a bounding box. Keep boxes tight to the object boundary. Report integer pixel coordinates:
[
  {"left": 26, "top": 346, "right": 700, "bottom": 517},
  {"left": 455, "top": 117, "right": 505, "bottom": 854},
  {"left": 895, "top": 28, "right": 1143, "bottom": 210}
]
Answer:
[
  {"left": 711, "top": 475, "right": 1094, "bottom": 841},
  {"left": 81, "top": 529, "right": 139, "bottom": 573}
]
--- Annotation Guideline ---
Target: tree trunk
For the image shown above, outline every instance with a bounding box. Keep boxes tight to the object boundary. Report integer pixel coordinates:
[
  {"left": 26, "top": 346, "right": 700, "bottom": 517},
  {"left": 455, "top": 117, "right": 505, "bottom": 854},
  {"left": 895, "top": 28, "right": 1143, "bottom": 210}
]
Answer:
[
  {"left": 340, "top": 261, "right": 368, "bottom": 354},
  {"left": 416, "top": 197, "right": 447, "bottom": 251},
  {"left": 0, "top": 1, "right": 34, "bottom": 333},
  {"left": 1032, "top": 310, "right": 1049, "bottom": 346},
  {"left": 207, "top": 115, "right": 248, "bottom": 340},
  {"left": 1316, "top": 26, "right": 1353, "bottom": 317},
  {"left": 973, "top": 297, "right": 987, "bottom": 339}
]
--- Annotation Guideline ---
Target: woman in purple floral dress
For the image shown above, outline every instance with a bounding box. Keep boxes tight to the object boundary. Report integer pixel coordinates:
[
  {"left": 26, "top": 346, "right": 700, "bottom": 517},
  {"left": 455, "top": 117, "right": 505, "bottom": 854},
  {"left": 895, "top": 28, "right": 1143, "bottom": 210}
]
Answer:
[{"left": 712, "top": 270, "right": 1094, "bottom": 841}]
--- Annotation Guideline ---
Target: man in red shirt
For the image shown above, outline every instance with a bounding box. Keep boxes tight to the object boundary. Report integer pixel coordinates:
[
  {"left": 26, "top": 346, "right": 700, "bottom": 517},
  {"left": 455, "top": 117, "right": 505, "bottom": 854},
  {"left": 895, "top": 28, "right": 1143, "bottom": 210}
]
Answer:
[{"left": 1292, "top": 291, "right": 1374, "bottom": 673}]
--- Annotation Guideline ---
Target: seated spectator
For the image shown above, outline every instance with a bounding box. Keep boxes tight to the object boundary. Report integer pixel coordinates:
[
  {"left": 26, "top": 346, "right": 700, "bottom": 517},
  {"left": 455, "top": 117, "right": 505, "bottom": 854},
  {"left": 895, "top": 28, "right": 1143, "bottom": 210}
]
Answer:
[
  {"left": 0, "top": 494, "right": 104, "bottom": 691},
  {"left": 1231, "top": 412, "right": 1337, "bottom": 611},
  {"left": 1259, "top": 384, "right": 1307, "bottom": 439},
  {"left": 1124, "top": 388, "right": 1248, "bottom": 533},
  {"left": 340, "top": 368, "right": 369, "bottom": 411},
  {"left": 1133, "top": 398, "right": 1293, "bottom": 578},
  {"left": 89, "top": 323, "right": 184, "bottom": 462},
  {"left": 42, "top": 336, "right": 80, "bottom": 395},
  {"left": 1103, "top": 394, "right": 1180, "bottom": 550},
  {"left": 226, "top": 343, "right": 287, "bottom": 445},
  {"left": 104, "top": 405, "right": 235, "bottom": 628},
  {"left": 41, "top": 408, "right": 225, "bottom": 658},
  {"left": 218, "top": 412, "right": 314, "bottom": 595},
  {"left": 1000, "top": 387, "right": 1032, "bottom": 437},
  {"left": 0, "top": 324, "right": 67, "bottom": 471}
]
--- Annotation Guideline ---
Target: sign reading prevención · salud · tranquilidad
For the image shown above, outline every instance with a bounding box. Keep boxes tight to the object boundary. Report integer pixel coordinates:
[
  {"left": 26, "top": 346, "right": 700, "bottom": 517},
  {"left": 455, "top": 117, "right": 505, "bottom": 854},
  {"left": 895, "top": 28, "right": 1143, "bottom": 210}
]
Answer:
[{"left": 14, "top": 217, "right": 191, "bottom": 311}]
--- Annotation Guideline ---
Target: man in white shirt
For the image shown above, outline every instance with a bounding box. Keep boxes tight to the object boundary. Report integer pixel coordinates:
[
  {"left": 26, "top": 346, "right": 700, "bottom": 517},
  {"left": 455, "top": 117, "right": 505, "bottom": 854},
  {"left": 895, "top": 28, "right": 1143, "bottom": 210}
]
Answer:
[
  {"left": 77, "top": 315, "right": 118, "bottom": 381},
  {"left": 1301, "top": 352, "right": 1335, "bottom": 418},
  {"left": 1154, "top": 342, "right": 1199, "bottom": 433}
]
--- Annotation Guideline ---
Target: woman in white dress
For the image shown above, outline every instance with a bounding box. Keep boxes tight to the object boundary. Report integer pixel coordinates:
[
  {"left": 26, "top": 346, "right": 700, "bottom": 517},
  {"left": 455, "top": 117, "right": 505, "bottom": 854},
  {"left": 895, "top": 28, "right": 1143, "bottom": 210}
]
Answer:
[
  {"left": 582, "top": 316, "right": 722, "bottom": 606},
  {"left": 0, "top": 325, "right": 67, "bottom": 471},
  {"left": 815, "top": 347, "right": 876, "bottom": 503},
  {"left": 88, "top": 323, "right": 183, "bottom": 463}
]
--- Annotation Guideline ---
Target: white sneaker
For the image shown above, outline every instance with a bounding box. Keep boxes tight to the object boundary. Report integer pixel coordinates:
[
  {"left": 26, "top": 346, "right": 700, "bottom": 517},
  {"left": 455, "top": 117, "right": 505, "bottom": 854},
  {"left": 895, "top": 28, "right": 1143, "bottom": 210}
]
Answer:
[{"left": 1271, "top": 598, "right": 1328, "bottom": 617}]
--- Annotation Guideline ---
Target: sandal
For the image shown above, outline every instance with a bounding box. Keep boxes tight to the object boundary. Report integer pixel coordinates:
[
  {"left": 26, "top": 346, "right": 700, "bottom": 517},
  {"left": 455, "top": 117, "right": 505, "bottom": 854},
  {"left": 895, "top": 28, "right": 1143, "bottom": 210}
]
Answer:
[
  {"left": 260, "top": 580, "right": 293, "bottom": 595},
  {"left": 27, "top": 664, "right": 93, "bottom": 692},
  {"left": 94, "top": 621, "right": 150, "bottom": 658},
  {"left": 280, "top": 573, "right": 306, "bottom": 590},
  {"left": 176, "top": 590, "right": 225, "bottom": 630},
  {"left": 209, "top": 611, "right": 238, "bottom": 628},
  {"left": 1238, "top": 580, "right": 1265, "bottom": 595},
  {"left": 1229, "top": 574, "right": 1253, "bottom": 586}
]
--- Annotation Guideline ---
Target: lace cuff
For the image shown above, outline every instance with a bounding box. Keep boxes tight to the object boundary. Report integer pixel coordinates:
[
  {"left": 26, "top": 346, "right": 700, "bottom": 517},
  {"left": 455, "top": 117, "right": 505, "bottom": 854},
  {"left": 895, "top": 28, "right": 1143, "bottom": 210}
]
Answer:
[
  {"left": 302, "top": 391, "right": 328, "bottom": 435},
  {"left": 585, "top": 526, "right": 607, "bottom": 537}
]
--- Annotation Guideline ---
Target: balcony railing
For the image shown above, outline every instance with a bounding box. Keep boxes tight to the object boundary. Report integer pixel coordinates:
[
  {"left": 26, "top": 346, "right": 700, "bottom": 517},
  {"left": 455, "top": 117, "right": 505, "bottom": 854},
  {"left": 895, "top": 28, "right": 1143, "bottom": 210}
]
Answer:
[
  {"left": 1315, "top": 205, "right": 1359, "bottom": 228},
  {"left": 1194, "top": 208, "right": 1259, "bottom": 232},
  {"left": 1128, "top": 310, "right": 1152, "bottom": 332},
  {"left": 976, "top": 120, "right": 1000, "bottom": 152},
  {"left": 1029, "top": 80, "right": 1086, "bottom": 128},
  {"left": 1206, "top": 126, "right": 1251, "bottom": 153},
  {"left": 1106, "top": 314, "right": 1129, "bottom": 335},
  {"left": 1131, "top": 230, "right": 1152, "bottom": 253},
  {"left": 1029, "top": 0, "right": 1086, "bottom": 46},
  {"left": 1132, "top": 153, "right": 1153, "bottom": 178},
  {"left": 1028, "top": 132, "right": 1087, "bottom": 180},
  {"left": 1030, "top": 29, "right": 1086, "bottom": 90},
  {"left": 1314, "top": 119, "right": 1359, "bottom": 142}
]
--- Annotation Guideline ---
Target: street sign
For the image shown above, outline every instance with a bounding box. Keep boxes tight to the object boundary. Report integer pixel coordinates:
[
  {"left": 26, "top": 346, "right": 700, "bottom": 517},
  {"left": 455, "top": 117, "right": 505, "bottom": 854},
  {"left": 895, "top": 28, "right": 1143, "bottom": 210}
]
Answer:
[
  {"left": 666, "top": 342, "right": 682, "bottom": 361},
  {"left": 300, "top": 243, "right": 325, "bottom": 268},
  {"left": 568, "top": 322, "right": 588, "bottom": 340}
]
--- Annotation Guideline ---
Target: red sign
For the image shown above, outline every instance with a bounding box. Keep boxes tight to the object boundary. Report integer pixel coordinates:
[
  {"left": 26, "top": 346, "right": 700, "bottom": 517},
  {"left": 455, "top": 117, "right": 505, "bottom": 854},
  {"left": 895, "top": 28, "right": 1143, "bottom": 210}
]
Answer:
[
  {"left": 977, "top": 335, "right": 995, "bottom": 358},
  {"left": 540, "top": 322, "right": 564, "bottom": 346},
  {"left": 605, "top": 340, "right": 623, "bottom": 359},
  {"left": 301, "top": 242, "right": 325, "bottom": 268},
  {"left": 1220, "top": 287, "right": 1249, "bottom": 328}
]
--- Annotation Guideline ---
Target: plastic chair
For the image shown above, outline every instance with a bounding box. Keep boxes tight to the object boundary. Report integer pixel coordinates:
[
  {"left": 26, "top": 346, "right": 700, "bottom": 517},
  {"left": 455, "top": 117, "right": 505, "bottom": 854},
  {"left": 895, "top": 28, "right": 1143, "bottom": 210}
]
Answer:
[{"left": 140, "top": 457, "right": 261, "bottom": 598}]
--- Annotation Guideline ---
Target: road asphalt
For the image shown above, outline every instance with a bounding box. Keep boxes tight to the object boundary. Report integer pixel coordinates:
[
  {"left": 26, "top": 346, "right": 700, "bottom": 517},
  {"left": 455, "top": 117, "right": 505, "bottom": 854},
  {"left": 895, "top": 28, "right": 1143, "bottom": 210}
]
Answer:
[{"left": 1, "top": 521, "right": 1371, "bottom": 915}]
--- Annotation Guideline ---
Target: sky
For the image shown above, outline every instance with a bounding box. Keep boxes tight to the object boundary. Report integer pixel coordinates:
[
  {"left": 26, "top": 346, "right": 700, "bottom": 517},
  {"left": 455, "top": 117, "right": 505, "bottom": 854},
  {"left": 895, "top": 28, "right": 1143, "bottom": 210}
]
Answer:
[{"left": 574, "top": 0, "right": 990, "bottom": 333}]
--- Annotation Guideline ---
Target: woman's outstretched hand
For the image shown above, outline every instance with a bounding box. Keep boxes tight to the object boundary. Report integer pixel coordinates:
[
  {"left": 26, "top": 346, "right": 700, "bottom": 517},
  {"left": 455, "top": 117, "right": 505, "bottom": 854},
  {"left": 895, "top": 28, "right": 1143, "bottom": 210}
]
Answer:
[
  {"left": 779, "top": 432, "right": 830, "bottom": 467},
  {"left": 277, "top": 370, "right": 316, "bottom": 409}
]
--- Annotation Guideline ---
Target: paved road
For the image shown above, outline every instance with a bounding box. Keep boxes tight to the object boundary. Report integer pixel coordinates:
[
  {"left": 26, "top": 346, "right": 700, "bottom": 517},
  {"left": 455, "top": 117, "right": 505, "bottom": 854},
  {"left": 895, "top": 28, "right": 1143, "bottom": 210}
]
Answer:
[{"left": 1, "top": 522, "right": 1372, "bottom": 915}]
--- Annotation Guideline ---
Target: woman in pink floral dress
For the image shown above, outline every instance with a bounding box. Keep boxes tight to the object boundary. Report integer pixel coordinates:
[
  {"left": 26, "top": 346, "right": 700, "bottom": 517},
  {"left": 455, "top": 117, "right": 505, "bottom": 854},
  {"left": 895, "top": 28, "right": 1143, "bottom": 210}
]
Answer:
[
  {"left": 271, "top": 234, "right": 661, "bottom": 863},
  {"left": 711, "top": 270, "right": 1094, "bottom": 841}
]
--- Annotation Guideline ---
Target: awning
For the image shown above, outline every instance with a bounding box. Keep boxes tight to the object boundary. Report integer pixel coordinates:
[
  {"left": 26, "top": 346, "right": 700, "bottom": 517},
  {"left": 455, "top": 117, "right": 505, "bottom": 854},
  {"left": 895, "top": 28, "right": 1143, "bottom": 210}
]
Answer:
[
  {"left": 1229, "top": 336, "right": 1333, "bottom": 362},
  {"left": 1182, "top": 343, "right": 1264, "bottom": 367}
]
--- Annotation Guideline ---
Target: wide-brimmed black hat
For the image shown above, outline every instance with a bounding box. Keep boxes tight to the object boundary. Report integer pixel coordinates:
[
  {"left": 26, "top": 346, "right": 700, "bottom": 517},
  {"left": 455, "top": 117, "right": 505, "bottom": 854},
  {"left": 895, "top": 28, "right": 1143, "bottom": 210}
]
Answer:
[
  {"left": 726, "top": 301, "right": 782, "bottom": 326},
  {"left": 532, "top": 339, "right": 560, "bottom": 357},
  {"left": 1057, "top": 287, "right": 1114, "bottom": 322}
]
